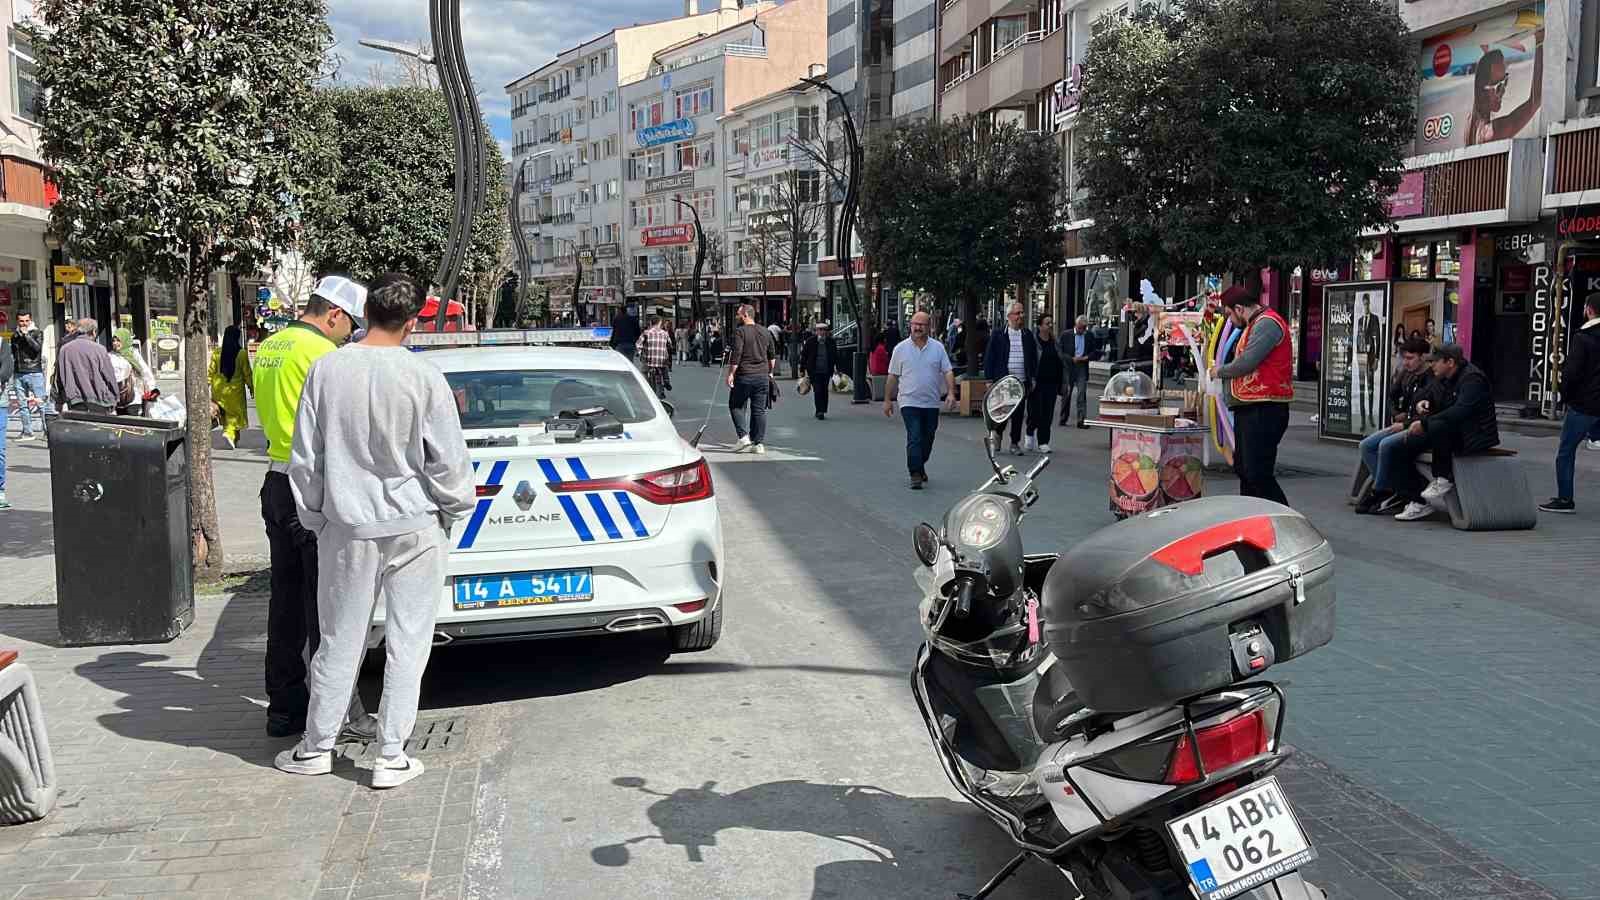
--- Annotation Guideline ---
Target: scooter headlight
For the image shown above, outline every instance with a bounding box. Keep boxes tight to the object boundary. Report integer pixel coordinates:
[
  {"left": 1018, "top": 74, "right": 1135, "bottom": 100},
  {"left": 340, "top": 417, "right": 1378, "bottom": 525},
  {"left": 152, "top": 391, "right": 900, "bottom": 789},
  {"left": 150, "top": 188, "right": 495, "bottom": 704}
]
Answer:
[{"left": 950, "top": 495, "right": 1010, "bottom": 551}]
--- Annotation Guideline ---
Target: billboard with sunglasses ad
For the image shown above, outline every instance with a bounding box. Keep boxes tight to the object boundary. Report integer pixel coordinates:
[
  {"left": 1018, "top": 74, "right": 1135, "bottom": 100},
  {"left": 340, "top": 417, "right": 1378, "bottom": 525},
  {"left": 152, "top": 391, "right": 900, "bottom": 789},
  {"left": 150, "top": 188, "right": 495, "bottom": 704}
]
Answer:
[{"left": 1414, "top": 2, "right": 1544, "bottom": 156}]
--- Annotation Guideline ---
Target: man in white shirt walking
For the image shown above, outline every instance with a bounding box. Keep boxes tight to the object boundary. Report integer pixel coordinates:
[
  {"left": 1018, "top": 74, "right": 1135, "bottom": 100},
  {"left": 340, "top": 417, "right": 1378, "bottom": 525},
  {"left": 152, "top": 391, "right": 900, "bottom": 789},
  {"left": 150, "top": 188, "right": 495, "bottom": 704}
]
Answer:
[
  {"left": 884, "top": 311, "right": 955, "bottom": 490},
  {"left": 276, "top": 273, "right": 476, "bottom": 789}
]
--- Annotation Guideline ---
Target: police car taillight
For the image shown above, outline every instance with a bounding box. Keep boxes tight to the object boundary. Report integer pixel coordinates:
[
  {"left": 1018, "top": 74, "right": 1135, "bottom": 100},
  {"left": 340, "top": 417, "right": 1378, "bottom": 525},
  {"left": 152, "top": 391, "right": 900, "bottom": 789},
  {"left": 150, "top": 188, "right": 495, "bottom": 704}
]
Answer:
[{"left": 551, "top": 459, "right": 713, "bottom": 505}]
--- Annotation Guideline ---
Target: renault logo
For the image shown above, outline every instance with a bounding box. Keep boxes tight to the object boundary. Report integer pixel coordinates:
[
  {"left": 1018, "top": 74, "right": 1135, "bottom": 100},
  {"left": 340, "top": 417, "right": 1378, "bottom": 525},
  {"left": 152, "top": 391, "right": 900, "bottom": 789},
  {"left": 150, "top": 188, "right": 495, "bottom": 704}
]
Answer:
[{"left": 513, "top": 480, "right": 537, "bottom": 511}]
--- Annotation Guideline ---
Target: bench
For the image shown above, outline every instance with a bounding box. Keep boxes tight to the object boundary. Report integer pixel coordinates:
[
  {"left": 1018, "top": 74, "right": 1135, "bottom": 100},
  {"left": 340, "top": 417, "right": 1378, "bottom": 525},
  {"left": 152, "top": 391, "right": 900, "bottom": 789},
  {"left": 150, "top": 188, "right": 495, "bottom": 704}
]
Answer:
[
  {"left": 1349, "top": 447, "right": 1536, "bottom": 531},
  {"left": 0, "top": 649, "right": 57, "bottom": 824}
]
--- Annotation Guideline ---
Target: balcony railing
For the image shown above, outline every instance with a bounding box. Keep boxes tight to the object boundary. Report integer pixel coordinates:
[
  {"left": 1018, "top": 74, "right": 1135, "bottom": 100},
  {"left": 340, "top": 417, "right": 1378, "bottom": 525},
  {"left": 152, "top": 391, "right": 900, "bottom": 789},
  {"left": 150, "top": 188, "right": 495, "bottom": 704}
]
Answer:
[
  {"left": 512, "top": 142, "right": 535, "bottom": 156},
  {"left": 512, "top": 104, "right": 533, "bottom": 118},
  {"left": 943, "top": 29, "right": 1044, "bottom": 94},
  {"left": 552, "top": 171, "right": 575, "bottom": 184},
  {"left": 724, "top": 43, "right": 767, "bottom": 58},
  {"left": 555, "top": 212, "right": 576, "bottom": 224}
]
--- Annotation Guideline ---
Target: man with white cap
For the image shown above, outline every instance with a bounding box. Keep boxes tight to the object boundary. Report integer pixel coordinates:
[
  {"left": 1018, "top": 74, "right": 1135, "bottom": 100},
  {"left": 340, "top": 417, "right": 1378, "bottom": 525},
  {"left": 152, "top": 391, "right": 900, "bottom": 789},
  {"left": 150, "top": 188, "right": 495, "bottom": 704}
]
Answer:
[{"left": 252, "top": 274, "right": 372, "bottom": 739}]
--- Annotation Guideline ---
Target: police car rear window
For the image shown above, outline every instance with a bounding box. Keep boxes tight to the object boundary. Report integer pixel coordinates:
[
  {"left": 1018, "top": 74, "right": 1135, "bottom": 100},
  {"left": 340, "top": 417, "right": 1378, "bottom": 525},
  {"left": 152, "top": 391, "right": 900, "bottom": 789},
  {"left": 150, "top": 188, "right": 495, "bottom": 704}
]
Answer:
[{"left": 445, "top": 369, "right": 657, "bottom": 428}]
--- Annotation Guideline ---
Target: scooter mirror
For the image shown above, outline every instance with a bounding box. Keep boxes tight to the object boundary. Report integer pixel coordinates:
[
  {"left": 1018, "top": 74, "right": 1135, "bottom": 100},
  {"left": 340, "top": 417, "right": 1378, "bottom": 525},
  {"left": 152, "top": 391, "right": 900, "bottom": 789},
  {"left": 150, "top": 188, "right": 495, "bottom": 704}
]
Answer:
[
  {"left": 913, "top": 522, "right": 941, "bottom": 566},
  {"left": 984, "top": 375, "right": 1025, "bottom": 426}
]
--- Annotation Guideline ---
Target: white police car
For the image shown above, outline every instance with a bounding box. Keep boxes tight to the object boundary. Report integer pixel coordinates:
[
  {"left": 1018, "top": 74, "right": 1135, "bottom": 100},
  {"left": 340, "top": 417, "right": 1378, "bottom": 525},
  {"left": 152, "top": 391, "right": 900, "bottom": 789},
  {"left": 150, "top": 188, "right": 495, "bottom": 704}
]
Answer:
[{"left": 368, "top": 340, "right": 724, "bottom": 652}]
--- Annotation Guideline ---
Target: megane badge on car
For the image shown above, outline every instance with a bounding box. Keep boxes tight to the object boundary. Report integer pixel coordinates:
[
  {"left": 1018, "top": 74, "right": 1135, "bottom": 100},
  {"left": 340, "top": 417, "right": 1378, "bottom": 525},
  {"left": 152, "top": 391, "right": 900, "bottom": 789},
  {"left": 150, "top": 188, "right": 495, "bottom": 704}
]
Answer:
[{"left": 513, "top": 480, "right": 537, "bottom": 511}]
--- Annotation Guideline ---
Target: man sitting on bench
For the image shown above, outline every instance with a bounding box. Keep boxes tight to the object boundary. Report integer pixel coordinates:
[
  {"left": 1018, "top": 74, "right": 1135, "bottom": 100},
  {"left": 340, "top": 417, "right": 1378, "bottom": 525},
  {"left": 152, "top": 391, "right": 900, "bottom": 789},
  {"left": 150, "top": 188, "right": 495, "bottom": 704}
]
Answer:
[
  {"left": 1389, "top": 343, "right": 1499, "bottom": 522},
  {"left": 1356, "top": 337, "right": 1435, "bottom": 515}
]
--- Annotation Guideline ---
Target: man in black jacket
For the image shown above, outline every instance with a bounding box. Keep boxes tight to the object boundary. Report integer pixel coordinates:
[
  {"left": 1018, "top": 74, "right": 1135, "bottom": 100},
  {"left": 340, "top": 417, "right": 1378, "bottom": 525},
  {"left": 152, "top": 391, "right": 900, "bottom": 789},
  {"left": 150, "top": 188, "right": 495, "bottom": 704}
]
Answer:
[
  {"left": 800, "top": 321, "right": 838, "bottom": 420},
  {"left": 1059, "top": 315, "right": 1104, "bottom": 428},
  {"left": 10, "top": 311, "right": 51, "bottom": 440},
  {"left": 1356, "top": 337, "right": 1434, "bottom": 515},
  {"left": 1541, "top": 294, "right": 1600, "bottom": 513},
  {"left": 1389, "top": 344, "right": 1498, "bottom": 521},
  {"left": 983, "top": 302, "right": 1038, "bottom": 455},
  {"left": 609, "top": 305, "right": 642, "bottom": 363},
  {"left": 1027, "top": 315, "right": 1064, "bottom": 452}
]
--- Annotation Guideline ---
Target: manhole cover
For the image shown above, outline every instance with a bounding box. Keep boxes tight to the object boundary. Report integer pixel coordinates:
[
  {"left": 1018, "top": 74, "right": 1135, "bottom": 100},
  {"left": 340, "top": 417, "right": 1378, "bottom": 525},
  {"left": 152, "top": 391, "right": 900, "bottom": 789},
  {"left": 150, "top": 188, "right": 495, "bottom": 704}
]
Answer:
[{"left": 404, "top": 716, "right": 468, "bottom": 756}]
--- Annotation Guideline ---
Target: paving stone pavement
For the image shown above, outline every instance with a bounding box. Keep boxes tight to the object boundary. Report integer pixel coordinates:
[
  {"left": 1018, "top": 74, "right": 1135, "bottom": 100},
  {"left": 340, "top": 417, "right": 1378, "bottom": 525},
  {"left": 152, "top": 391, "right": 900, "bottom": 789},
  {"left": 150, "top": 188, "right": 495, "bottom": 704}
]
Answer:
[{"left": 0, "top": 592, "right": 481, "bottom": 900}]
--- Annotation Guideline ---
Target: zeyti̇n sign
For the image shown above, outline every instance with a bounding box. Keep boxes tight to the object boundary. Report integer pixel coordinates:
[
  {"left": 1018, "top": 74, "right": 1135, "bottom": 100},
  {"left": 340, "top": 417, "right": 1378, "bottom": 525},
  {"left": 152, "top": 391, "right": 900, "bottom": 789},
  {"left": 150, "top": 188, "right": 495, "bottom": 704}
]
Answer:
[{"left": 636, "top": 118, "right": 696, "bottom": 148}]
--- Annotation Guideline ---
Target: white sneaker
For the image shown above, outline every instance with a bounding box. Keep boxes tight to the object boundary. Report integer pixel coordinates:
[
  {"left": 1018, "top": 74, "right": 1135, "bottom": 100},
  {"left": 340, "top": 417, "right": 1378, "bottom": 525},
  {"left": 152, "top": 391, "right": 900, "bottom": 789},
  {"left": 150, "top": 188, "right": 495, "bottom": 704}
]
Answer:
[
  {"left": 1420, "top": 477, "right": 1454, "bottom": 503},
  {"left": 1394, "top": 501, "right": 1433, "bottom": 522},
  {"left": 1024, "top": 436, "right": 1038, "bottom": 452},
  {"left": 1586, "top": 439, "right": 1600, "bottom": 452},
  {"left": 754, "top": 443, "right": 766, "bottom": 455},
  {"left": 733, "top": 436, "right": 751, "bottom": 451},
  {"left": 1039, "top": 444, "right": 1052, "bottom": 454},
  {"left": 274, "top": 742, "right": 332, "bottom": 776},
  {"left": 371, "top": 753, "right": 424, "bottom": 789}
]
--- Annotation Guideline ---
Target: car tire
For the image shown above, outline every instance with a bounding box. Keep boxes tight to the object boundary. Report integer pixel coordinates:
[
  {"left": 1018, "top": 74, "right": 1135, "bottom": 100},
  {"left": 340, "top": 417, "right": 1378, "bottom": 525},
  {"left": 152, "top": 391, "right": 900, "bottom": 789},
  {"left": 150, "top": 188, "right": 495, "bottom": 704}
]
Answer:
[{"left": 669, "top": 600, "right": 722, "bottom": 652}]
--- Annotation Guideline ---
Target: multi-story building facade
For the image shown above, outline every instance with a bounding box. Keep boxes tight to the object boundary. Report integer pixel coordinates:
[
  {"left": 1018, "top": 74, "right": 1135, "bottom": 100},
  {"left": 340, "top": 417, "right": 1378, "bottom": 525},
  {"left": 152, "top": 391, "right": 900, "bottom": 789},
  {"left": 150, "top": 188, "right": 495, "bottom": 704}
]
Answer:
[
  {"left": 618, "top": 0, "right": 825, "bottom": 323},
  {"left": 505, "top": 0, "right": 773, "bottom": 323},
  {"left": 0, "top": 0, "right": 57, "bottom": 345},
  {"left": 720, "top": 77, "right": 829, "bottom": 323}
]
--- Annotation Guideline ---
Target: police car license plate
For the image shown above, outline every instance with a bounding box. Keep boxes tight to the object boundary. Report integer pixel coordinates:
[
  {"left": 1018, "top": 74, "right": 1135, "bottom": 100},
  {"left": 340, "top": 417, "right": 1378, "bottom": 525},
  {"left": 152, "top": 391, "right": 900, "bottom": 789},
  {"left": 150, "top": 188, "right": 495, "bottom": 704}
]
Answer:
[
  {"left": 453, "top": 569, "right": 593, "bottom": 610},
  {"left": 1165, "top": 777, "right": 1315, "bottom": 900}
]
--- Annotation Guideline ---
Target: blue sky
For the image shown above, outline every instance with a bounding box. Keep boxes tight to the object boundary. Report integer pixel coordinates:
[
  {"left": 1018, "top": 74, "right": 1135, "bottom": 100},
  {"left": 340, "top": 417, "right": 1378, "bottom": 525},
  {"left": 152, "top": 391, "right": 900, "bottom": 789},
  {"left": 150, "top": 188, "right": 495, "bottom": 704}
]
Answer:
[{"left": 325, "top": 0, "right": 679, "bottom": 151}]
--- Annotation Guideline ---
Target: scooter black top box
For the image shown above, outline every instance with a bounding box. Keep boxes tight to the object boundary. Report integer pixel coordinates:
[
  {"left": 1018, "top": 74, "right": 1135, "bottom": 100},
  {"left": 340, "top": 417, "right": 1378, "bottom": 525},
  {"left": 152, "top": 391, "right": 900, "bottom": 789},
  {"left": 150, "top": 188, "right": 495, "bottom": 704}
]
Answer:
[{"left": 1041, "top": 496, "right": 1334, "bottom": 713}]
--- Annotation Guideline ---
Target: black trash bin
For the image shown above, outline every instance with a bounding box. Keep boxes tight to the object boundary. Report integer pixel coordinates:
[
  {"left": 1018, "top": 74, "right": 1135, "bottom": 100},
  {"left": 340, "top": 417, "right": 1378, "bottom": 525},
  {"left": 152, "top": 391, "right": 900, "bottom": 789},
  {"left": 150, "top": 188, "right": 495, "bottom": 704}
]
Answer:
[{"left": 47, "top": 412, "right": 194, "bottom": 645}]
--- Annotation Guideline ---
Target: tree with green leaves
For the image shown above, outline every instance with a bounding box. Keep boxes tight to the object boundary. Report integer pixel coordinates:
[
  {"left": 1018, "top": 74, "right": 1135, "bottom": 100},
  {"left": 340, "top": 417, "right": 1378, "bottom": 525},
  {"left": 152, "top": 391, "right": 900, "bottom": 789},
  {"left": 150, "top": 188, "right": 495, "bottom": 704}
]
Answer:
[
  {"left": 1076, "top": 0, "right": 1414, "bottom": 278},
  {"left": 300, "top": 86, "right": 507, "bottom": 290},
  {"left": 31, "top": 0, "right": 333, "bottom": 579},
  {"left": 858, "top": 115, "right": 1064, "bottom": 375}
]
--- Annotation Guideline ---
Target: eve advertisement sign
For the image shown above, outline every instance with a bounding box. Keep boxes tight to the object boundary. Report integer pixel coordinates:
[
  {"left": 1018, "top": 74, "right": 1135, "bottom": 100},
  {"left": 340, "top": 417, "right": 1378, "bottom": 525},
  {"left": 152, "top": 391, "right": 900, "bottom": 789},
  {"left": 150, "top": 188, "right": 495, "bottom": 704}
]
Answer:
[{"left": 1415, "top": 3, "right": 1543, "bottom": 156}]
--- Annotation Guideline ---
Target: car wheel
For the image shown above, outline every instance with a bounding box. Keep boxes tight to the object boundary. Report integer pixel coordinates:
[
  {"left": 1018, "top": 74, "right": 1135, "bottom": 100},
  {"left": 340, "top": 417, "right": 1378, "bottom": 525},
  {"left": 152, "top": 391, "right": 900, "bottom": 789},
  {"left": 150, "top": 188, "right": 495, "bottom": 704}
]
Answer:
[{"left": 669, "top": 600, "right": 722, "bottom": 652}]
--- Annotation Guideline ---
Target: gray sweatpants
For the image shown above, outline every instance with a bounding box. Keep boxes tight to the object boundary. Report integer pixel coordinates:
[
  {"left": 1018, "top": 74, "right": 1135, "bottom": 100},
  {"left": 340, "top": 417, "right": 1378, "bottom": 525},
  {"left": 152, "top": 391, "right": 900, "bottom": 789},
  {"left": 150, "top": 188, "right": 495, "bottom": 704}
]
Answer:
[{"left": 304, "top": 525, "right": 448, "bottom": 758}]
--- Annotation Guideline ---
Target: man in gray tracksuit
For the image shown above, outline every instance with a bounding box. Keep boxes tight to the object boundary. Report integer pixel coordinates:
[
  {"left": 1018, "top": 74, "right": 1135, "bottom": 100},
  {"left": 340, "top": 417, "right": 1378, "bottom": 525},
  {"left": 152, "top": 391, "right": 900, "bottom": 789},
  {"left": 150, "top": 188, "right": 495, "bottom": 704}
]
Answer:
[{"left": 275, "top": 272, "right": 475, "bottom": 789}]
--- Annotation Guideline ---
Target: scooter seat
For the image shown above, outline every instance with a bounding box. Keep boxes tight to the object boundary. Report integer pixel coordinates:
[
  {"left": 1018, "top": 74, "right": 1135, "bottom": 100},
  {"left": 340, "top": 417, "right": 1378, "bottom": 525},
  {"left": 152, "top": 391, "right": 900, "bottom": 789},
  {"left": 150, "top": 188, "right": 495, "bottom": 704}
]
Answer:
[{"left": 1032, "top": 661, "right": 1088, "bottom": 740}]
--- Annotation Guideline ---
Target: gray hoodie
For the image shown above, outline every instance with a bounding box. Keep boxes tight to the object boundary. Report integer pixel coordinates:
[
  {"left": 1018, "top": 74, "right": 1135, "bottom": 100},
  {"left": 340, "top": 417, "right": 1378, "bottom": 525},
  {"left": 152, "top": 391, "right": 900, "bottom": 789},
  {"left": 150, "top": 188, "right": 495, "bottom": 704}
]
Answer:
[{"left": 289, "top": 344, "right": 475, "bottom": 540}]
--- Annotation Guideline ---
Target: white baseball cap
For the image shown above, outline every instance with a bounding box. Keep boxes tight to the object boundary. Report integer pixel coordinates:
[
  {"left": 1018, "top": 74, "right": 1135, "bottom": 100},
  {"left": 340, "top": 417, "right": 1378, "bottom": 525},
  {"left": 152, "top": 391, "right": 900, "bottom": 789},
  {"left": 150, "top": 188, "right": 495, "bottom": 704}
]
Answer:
[{"left": 311, "top": 276, "right": 367, "bottom": 326}]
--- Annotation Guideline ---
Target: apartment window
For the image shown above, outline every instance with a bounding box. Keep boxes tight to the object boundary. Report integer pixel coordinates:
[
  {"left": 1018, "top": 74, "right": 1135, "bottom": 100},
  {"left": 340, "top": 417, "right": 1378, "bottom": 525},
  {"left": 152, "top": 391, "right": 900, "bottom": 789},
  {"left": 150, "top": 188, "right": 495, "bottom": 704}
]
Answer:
[
  {"left": 603, "top": 136, "right": 617, "bottom": 157},
  {"left": 629, "top": 96, "right": 666, "bottom": 130},
  {"left": 634, "top": 255, "right": 652, "bottom": 277},
  {"left": 799, "top": 231, "right": 819, "bottom": 265},
  {"left": 795, "top": 170, "right": 822, "bottom": 204},
  {"left": 578, "top": 145, "right": 589, "bottom": 164},
  {"left": 1584, "top": 0, "right": 1600, "bottom": 97},
  {"left": 677, "top": 138, "right": 715, "bottom": 171},
  {"left": 674, "top": 82, "right": 715, "bottom": 118},
  {"left": 730, "top": 126, "right": 749, "bottom": 157},
  {"left": 607, "top": 178, "right": 621, "bottom": 200},
  {"left": 798, "top": 107, "right": 820, "bottom": 141},
  {"left": 9, "top": 26, "right": 37, "bottom": 123},
  {"left": 683, "top": 188, "right": 715, "bottom": 221},
  {"left": 629, "top": 196, "right": 668, "bottom": 227},
  {"left": 602, "top": 50, "right": 610, "bottom": 69},
  {"left": 606, "top": 223, "right": 621, "bottom": 243},
  {"left": 751, "top": 111, "right": 794, "bottom": 150},
  {"left": 627, "top": 147, "right": 666, "bottom": 180}
]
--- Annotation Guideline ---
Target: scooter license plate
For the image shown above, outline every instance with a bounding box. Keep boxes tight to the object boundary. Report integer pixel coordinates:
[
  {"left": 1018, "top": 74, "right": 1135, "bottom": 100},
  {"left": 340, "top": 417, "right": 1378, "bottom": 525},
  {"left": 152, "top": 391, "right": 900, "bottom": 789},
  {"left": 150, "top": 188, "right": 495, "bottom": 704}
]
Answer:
[{"left": 1164, "top": 776, "right": 1316, "bottom": 900}]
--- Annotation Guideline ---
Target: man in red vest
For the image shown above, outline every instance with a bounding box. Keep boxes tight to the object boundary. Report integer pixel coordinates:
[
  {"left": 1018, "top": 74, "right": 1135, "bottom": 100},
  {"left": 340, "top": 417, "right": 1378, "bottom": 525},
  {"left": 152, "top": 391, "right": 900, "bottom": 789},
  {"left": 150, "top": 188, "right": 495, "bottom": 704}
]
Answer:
[{"left": 1209, "top": 285, "right": 1294, "bottom": 505}]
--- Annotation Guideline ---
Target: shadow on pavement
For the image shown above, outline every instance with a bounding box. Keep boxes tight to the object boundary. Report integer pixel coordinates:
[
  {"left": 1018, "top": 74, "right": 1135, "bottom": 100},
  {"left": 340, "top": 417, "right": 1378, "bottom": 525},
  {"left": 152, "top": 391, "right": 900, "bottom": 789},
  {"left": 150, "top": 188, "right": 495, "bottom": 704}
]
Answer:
[
  {"left": 412, "top": 634, "right": 903, "bottom": 710},
  {"left": 0, "top": 507, "right": 55, "bottom": 560},
  {"left": 590, "top": 776, "right": 1052, "bottom": 899}
]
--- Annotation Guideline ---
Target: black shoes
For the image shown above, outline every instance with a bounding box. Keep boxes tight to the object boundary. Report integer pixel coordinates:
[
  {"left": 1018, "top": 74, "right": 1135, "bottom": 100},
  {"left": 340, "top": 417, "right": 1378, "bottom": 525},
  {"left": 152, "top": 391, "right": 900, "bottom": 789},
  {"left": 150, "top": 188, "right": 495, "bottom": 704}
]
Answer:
[
  {"left": 1539, "top": 497, "right": 1576, "bottom": 514},
  {"left": 266, "top": 714, "right": 306, "bottom": 738},
  {"left": 909, "top": 472, "right": 928, "bottom": 490},
  {"left": 815, "top": 412, "right": 825, "bottom": 420},
  {"left": 1075, "top": 421, "right": 1089, "bottom": 429}
]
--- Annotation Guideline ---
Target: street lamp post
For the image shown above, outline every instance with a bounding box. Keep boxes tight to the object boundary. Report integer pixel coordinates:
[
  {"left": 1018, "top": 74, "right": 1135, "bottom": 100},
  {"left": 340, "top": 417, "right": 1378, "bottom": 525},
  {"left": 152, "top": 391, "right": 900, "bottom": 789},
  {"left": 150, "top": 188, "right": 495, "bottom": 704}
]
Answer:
[
  {"left": 360, "top": 3, "right": 488, "bottom": 332},
  {"left": 800, "top": 75, "right": 868, "bottom": 403},
  {"left": 672, "top": 196, "right": 709, "bottom": 338}
]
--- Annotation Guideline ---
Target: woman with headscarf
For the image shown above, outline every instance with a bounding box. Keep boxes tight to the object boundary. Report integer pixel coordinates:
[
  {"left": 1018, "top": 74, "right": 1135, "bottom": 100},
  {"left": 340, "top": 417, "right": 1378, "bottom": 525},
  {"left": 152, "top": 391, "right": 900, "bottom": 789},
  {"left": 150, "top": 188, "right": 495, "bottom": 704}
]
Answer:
[{"left": 208, "top": 324, "right": 252, "bottom": 448}]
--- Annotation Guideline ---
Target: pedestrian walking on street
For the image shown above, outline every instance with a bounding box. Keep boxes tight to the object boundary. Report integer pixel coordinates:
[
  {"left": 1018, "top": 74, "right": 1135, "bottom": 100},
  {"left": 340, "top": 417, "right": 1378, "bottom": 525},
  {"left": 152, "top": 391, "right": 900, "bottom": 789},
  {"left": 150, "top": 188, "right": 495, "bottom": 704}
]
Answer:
[
  {"left": 1060, "top": 315, "right": 1102, "bottom": 428},
  {"left": 884, "top": 311, "right": 955, "bottom": 490},
  {"left": 984, "top": 302, "right": 1037, "bottom": 455},
  {"left": 1541, "top": 294, "right": 1600, "bottom": 514},
  {"left": 1028, "top": 315, "right": 1063, "bottom": 453},
  {"left": 53, "top": 318, "right": 119, "bottom": 414},
  {"left": 1209, "top": 286, "right": 1293, "bottom": 506},
  {"left": 801, "top": 320, "right": 838, "bottom": 420},
  {"left": 610, "top": 304, "right": 642, "bottom": 364},
  {"left": 10, "top": 312, "right": 51, "bottom": 440},
  {"left": 252, "top": 275, "right": 371, "bottom": 740},
  {"left": 637, "top": 315, "right": 672, "bottom": 398},
  {"left": 276, "top": 273, "right": 476, "bottom": 790},
  {"left": 0, "top": 329, "right": 13, "bottom": 510},
  {"left": 726, "top": 304, "right": 775, "bottom": 454},
  {"left": 209, "top": 325, "right": 252, "bottom": 449}
]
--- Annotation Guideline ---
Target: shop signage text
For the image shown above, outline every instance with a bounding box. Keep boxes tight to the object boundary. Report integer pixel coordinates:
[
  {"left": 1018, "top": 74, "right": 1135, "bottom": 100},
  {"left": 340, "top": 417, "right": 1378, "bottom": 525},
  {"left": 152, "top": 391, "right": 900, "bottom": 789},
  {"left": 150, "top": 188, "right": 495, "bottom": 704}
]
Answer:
[
  {"left": 749, "top": 145, "right": 788, "bottom": 171},
  {"left": 53, "top": 265, "right": 85, "bottom": 284},
  {"left": 636, "top": 118, "right": 696, "bottom": 148},
  {"left": 1052, "top": 64, "right": 1083, "bottom": 122},
  {"left": 640, "top": 224, "right": 695, "bottom": 246},
  {"left": 1385, "top": 171, "right": 1425, "bottom": 218},
  {"left": 645, "top": 172, "right": 695, "bottom": 194},
  {"left": 594, "top": 242, "right": 621, "bottom": 260},
  {"left": 1557, "top": 208, "right": 1600, "bottom": 241},
  {"left": 738, "top": 278, "right": 766, "bottom": 293}
]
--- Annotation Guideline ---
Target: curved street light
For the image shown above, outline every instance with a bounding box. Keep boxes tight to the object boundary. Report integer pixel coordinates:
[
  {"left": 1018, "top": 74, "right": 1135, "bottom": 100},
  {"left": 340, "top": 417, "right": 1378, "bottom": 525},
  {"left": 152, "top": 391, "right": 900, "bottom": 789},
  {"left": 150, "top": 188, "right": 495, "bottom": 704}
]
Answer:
[
  {"left": 799, "top": 74, "right": 868, "bottom": 403},
  {"left": 672, "top": 196, "right": 709, "bottom": 334},
  {"left": 360, "top": 0, "right": 488, "bottom": 332}
]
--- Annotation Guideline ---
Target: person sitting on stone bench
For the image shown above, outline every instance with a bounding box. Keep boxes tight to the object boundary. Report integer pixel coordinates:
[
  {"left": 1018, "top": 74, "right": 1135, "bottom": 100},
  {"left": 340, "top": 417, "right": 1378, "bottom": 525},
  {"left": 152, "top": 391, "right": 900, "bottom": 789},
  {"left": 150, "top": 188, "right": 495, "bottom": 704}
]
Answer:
[
  {"left": 1388, "top": 343, "right": 1499, "bottom": 522},
  {"left": 1356, "top": 337, "right": 1436, "bottom": 515}
]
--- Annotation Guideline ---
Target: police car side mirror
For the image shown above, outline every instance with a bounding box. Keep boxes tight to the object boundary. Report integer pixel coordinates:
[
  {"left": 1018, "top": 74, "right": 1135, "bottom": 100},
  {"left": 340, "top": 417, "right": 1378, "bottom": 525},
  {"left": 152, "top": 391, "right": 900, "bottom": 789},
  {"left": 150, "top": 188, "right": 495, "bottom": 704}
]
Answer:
[{"left": 661, "top": 399, "right": 676, "bottom": 417}]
